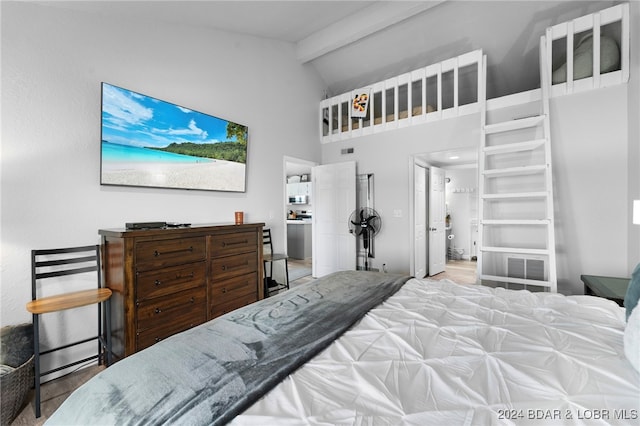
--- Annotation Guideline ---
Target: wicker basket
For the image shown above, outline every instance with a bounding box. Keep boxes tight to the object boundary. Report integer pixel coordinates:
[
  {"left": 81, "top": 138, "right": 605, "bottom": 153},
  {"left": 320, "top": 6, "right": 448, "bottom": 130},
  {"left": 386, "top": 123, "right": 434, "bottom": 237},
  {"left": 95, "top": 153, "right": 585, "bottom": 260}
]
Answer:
[{"left": 1, "top": 324, "right": 34, "bottom": 426}]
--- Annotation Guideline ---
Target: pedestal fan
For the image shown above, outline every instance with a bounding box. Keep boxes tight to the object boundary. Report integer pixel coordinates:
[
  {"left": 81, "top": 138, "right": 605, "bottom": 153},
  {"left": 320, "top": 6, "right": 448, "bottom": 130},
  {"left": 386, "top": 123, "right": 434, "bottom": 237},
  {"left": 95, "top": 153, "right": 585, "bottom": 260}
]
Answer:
[{"left": 348, "top": 207, "right": 382, "bottom": 270}]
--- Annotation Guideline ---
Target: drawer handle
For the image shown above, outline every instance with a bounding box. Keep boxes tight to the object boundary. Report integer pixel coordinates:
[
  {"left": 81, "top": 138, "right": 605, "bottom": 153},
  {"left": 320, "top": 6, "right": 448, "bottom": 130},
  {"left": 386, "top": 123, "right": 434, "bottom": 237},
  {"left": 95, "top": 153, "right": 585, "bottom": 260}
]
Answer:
[
  {"left": 155, "top": 337, "right": 162, "bottom": 343},
  {"left": 221, "top": 260, "right": 249, "bottom": 271},
  {"left": 222, "top": 240, "right": 248, "bottom": 247},
  {"left": 155, "top": 272, "right": 194, "bottom": 287},
  {"left": 154, "top": 297, "right": 194, "bottom": 315},
  {"left": 221, "top": 287, "right": 227, "bottom": 293},
  {"left": 154, "top": 246, "right": 194, "bottom": 257}
]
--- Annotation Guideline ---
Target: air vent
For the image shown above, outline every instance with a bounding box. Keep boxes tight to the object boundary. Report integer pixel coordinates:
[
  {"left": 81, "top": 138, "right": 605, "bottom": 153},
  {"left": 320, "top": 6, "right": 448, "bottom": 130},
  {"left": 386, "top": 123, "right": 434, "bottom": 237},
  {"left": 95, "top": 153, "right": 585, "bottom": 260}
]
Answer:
[
  {"left": 341, "top": 147, "right": 354, "bottom": 155},
  {"left": 507, "top": 256, "right": 546, "bottom": 282}
]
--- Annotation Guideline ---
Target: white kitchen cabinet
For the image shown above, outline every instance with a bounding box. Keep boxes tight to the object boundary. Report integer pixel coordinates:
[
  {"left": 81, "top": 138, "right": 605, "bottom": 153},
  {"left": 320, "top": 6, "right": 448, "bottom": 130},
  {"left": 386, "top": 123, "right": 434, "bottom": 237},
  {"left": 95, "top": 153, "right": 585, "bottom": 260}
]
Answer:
[{"left": 286, "top": 182, "right": 312, "bottom": 203}]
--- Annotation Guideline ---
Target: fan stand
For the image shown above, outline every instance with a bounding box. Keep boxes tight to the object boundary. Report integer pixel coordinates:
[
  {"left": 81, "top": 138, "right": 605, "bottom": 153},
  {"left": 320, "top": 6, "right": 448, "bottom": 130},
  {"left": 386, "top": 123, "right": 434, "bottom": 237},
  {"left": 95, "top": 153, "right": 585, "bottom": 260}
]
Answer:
[{"left": 362, "top": 231, "right": 371, "bottom": 270}]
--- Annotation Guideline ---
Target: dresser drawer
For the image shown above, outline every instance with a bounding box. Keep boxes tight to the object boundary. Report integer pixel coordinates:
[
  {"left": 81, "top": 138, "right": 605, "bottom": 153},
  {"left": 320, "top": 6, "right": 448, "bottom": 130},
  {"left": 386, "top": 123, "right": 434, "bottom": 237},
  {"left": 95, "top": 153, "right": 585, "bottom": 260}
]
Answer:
[
  {"left": 210, "top": 291, "right": 258, "bottom": 319},
  {"left": 211, "top": 251, "right": 257, "bottom": 280},
  {"left": 136, "top": 262, "right": 206, "bottom": 302},
  {"left": 136, "top": 237, "right": 206, "bottom": 271},
  {"left": 137, "top": 287, "right": 206, "bottom": 332},
  {"left": 210, "top": 231, "right": 258, "bottom": 258},
  {"left": 136, "top": 310, "right": 205, "bottom": 351},
  {"left": 210, "top": 272, "right": 257, "bottom": 302},
  {"left": 136, "top": 310, "right": 206, "bottom": 351}
]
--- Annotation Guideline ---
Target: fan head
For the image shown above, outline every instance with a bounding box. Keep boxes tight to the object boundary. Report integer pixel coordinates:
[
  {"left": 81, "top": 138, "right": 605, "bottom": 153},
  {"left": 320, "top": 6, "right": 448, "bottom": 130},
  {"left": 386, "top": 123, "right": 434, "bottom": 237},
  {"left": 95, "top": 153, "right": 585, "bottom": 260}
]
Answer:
[{"left": 348, "top": 207, "right": 381, "bottom": 236}]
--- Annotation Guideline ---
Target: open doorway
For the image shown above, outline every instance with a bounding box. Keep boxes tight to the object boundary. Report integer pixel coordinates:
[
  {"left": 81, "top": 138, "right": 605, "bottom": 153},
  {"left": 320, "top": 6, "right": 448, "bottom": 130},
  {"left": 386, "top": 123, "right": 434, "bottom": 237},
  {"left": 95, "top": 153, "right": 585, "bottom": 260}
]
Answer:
[
  {"left": 443, "top": 166, "right": 478, "bottom": 283},
  {"left": 284, "top": 157, "right": 316, "bottom": 283},
  {"left": 411, "top": 148, "right": 478, "bottom": 284}
]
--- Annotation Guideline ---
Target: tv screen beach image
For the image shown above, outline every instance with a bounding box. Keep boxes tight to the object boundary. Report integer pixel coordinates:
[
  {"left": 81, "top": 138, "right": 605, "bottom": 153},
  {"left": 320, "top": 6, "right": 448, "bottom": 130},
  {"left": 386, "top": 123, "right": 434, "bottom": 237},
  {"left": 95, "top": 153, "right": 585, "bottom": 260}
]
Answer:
[{"left": 100, "top": 83, "right": 248, "bottom": 192}]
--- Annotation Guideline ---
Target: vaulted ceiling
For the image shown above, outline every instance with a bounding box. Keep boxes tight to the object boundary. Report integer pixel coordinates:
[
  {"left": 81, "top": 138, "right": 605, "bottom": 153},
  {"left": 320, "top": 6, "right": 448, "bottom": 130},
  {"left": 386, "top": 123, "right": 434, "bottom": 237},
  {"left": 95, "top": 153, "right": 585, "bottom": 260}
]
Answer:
[{"left": 39, "top": 0, "right": 622, "bottom": 99}]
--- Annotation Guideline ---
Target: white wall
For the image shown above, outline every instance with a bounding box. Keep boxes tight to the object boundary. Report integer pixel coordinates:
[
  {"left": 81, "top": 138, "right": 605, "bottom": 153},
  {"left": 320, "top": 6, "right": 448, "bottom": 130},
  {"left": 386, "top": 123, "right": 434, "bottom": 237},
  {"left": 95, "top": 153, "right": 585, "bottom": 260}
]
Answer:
[
  {"left": 551, "top": 85, "right": 628, "bottom": 291},
  {"left": 1, "top": 1, "right": 323, "bottom": 336},
  {"left": 321, "top": 112, "right": 481, "bottom": 276}
]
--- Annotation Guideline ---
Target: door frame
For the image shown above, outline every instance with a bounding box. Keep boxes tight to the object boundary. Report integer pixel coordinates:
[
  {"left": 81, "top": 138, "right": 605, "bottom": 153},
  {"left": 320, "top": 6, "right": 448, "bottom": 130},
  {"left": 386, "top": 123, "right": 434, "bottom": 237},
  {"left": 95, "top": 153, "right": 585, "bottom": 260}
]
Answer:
[
  {"left": 428, "top": 165, "right": 446, "bottom": 276},
  {"left": 283, "top": 156, "right": 318, "bottom": 255},
  {"left": 409, "top": 150, "right": 480, "bottom": 278},
  {"left": 409, "top": 155, "right": 431, "bottom": 277},
  {"left": 412, "top": 160, "right": 428, "bottom": 279},
  {"left": 408, "top": 156, "right": 446, "bottom": 278}
]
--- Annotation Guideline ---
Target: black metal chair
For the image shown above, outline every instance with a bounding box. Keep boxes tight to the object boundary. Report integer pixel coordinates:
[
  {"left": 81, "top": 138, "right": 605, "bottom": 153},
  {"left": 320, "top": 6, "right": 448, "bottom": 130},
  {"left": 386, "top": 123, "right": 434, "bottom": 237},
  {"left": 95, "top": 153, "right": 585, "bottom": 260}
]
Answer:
[
  {"left": 26, "top": 245, "right": 112, "bottom": 418},
  {"left": 263, "top": 229, "right": 290, "bottom": 297}
]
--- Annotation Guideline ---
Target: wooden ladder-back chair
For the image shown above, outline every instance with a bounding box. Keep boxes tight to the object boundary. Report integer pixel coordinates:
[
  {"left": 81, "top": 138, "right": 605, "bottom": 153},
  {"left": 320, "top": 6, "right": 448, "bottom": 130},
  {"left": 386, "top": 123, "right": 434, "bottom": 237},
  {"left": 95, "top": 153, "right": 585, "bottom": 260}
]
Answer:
[
  {"left": 263, "top": 229, "right": 290, "bottom": 297},
  {"left": 26, "top": 245, "right": 112, "bottom": 418}
]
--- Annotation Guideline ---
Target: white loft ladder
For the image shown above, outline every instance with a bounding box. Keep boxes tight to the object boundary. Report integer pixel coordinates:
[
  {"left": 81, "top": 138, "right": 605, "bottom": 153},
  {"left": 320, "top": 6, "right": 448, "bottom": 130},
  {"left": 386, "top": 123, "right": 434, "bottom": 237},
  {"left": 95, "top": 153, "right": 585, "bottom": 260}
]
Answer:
[{"left": 477, "top": 40, "right": 557, "bottom": 292}]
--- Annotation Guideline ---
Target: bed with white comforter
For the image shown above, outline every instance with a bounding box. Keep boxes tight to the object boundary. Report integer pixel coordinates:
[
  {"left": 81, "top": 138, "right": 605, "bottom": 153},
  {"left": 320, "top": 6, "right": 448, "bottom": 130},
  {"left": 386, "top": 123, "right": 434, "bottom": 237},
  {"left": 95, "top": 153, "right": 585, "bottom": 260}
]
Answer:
[
  {"left": 47, "top": 273, "right": 639, "bottom": 425},
  {"left": 233, "top": 278, "right": 639, "bottom": 425}
]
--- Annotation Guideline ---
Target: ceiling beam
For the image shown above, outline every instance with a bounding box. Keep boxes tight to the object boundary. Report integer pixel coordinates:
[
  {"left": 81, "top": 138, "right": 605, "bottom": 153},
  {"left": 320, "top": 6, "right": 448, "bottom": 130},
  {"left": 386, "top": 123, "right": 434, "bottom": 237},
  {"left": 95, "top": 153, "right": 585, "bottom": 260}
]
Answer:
[{"left": 296, "top": 1, "right": 446, "bottom": 63}]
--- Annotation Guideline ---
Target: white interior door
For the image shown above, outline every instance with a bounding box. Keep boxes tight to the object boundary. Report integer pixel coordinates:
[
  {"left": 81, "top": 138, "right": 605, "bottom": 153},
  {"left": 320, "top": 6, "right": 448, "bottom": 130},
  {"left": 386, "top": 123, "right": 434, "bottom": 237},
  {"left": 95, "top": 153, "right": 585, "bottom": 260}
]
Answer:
[
  {"left": 312, "top": 161, "right": 356, "bottom": 278},
  {"left": 429, "top": 166, "right": 446, "bottom": 276},
  {"left": 414, "top": 164, "right": 427, "bottom": 278}
]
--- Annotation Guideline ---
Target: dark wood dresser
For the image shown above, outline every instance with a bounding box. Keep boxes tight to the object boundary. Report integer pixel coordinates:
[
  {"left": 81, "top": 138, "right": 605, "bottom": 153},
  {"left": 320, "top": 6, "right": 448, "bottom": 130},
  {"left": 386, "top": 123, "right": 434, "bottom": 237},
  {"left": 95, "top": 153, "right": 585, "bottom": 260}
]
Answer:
[{"left": 99, "top": 223, "right": 264, "bottom": 359}]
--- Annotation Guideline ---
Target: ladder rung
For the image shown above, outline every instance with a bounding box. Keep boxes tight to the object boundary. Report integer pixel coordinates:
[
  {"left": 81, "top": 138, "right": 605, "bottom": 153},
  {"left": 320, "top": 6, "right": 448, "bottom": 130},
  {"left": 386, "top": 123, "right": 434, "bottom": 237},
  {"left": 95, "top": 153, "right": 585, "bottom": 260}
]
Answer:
[
  {"left": 483, "top": 165, "right": 547, "bottom": 177},
  {"left": 483, "top": 139, "right": 546, "bottom": 155},
  {"left": 482, "top": 219, "right": 550, "bottom": 225},
  {"left": 480, "top": 274, "right": 552, "bottom": 288},
  {"left": 484, "top": 115, "right": 545, "bottom": 134},
  {"left": 480, "top": 247, "right": 549, "bottom": 255},
  {"left": 482, "top": 192, "right": 548, "bottom": 201},
  {"left": 482, "top": 192, "right": 548, "bottom": 200}
]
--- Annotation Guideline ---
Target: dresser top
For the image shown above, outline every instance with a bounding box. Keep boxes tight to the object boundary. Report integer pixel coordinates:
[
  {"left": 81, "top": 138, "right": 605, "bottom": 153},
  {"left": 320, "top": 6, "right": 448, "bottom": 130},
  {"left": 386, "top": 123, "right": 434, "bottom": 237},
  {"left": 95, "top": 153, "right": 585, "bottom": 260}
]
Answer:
[{"left": 99, "top": 222, "right": 265, "bottom": 238}]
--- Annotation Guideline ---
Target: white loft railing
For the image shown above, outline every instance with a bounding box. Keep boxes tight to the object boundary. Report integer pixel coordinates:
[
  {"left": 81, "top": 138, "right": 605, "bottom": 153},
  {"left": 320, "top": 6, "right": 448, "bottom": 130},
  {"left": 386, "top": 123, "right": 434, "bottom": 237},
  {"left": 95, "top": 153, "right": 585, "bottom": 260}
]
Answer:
[
  {"left": 319, "top": 3, "right": 630, "bottom": 143},
  {"left": 544, "top": 3, "right": 629, "bottom": 97},
  {"left": 319, "top": 50, "right": 484, "bottom": 143}
]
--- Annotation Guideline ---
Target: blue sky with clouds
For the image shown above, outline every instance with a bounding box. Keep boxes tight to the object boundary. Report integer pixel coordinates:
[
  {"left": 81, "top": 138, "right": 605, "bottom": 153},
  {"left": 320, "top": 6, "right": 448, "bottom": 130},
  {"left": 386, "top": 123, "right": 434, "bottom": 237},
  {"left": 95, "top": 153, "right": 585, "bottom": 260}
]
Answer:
[{"left": 101, "top": 83, "right": 242, "bottom": 148}]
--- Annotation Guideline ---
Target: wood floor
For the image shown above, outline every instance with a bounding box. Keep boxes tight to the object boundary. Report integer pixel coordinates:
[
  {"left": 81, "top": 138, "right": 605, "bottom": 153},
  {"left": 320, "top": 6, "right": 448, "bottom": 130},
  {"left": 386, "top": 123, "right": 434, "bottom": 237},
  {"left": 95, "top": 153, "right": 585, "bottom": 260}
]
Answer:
[
  {"left": 430, "top": 259, "right": 478, "bottom": 284},
  {"left": 11, "top": 364, "right": 105, "bottom": 425},
  {"left": 288, "top": 259, "right": 478, "bottom": 284}
]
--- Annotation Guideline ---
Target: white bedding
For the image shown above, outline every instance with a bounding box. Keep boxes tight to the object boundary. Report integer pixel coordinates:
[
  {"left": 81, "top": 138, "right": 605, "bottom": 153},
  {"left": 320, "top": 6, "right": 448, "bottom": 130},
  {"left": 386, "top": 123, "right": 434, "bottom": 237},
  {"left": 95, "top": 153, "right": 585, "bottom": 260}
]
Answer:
[{"left": 232, "top": 278, "right": 640, "bottom": 425}]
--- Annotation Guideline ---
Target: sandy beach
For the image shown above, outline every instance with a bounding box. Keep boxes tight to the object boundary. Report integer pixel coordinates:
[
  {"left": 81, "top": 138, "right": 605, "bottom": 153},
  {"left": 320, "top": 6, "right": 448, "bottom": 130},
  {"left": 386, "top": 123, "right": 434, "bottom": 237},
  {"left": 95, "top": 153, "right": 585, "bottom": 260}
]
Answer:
[{"left": 102, "top": 159, "right": 246, "bottom": 191}]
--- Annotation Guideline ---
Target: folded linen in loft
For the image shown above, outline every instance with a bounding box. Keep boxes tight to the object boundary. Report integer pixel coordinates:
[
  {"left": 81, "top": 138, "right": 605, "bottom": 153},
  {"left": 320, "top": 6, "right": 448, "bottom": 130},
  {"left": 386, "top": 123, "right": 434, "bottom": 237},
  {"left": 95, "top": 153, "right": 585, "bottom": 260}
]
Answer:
[
  {"left": 45, "top": 271, "right": 411, "bottom": 426},
  {"left": 552, "top": 33, "right": 620, "bottom": 84}
]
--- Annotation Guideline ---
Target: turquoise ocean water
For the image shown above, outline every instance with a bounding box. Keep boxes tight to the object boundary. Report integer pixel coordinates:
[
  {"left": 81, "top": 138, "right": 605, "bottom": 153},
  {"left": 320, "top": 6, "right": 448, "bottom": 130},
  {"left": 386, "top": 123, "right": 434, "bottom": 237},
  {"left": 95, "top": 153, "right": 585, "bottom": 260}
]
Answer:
[{"left": 102, "top": 141, "right": 213, "bottom": 163}]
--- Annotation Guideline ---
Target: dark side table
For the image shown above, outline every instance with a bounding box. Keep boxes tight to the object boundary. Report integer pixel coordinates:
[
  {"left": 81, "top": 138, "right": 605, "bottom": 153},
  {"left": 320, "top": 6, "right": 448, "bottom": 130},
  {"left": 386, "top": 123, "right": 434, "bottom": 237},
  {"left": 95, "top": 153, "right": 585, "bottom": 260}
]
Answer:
[{"left": 580, "top": 275, "right": 630, "bottom": 307}]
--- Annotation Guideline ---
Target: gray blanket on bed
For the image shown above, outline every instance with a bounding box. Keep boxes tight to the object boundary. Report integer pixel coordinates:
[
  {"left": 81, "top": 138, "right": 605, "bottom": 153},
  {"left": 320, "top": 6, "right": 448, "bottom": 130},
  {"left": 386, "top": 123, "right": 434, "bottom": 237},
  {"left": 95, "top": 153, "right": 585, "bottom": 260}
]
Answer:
[{"left": 46, "top": 271, "right": 411, "bottom": 426}]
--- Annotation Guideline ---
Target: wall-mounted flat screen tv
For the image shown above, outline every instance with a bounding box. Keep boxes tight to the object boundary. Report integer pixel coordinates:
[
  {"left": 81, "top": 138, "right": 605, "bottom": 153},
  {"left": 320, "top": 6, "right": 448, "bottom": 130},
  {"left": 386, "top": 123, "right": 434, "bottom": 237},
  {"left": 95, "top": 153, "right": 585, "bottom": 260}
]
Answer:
[{"left": 101, "top": 82, "right": 248, "bottom": 192}]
